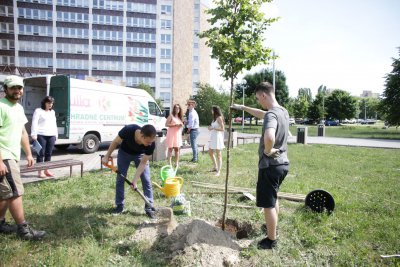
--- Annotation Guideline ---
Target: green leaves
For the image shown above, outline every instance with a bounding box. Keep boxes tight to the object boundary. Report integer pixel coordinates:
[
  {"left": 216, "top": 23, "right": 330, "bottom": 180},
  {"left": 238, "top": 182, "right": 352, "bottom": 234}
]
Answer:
[
  {"left": 379, "top": 48, "right": 400, "bottom": 126},
  {"left": 199, "top": 0, "right": 278, "bottom": 81}
]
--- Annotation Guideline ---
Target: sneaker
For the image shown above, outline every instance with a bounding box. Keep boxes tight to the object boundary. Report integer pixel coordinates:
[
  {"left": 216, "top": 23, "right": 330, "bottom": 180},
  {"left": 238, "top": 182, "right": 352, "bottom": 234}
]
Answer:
[
  {"left": 257, "top": 237, "right": 277, "bottom": 250},
  {"left": 17, "top": 223, "right": 46, "bottom": 241},
  {"left": 0, "top": 219, "right": 17, "bottom": 234},
  {"left": 111, "top": 205, "right": 124, "bottom": 215},
  {"left": 145, "top": 210, "right": 157, "bottom": 219},
  {"left": 190, "top": 159, "right": 198, "bottom": 163}
]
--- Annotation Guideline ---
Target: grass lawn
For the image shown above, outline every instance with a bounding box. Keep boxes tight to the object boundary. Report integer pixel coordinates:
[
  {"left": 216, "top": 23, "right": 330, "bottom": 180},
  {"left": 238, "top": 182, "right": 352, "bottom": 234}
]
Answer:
[
  {"left": 232, "top": 123, "right": 400, "bottom": 140},
  {"left": 1, "top": 144, "right": 399, "bottom": 266}
]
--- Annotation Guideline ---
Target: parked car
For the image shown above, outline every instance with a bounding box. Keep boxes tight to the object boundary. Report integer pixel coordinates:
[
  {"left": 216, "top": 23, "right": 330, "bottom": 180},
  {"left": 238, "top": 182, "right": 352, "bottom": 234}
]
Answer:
[
  {"left": 343, "top": 118, "right": 356, "bottom": 124},
  {"left": 325, "top": 119, "right": 339, "bottom": 126},
  {"left": 234, "top": 117, "right": 243, "bottom": 123},
  {"left": 361, "top": 119, "right": 377, "bottom": 125},
  {"left": 289, "top": 117, "right": 295, "bottom": 126},
  {"left": 300, "top": 118, "right": 317, "bottom": 125}
]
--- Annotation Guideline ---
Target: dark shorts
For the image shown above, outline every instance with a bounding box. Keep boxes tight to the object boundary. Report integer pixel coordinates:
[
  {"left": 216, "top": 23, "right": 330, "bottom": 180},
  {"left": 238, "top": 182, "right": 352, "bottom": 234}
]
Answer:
[
  {"left": 256, "top": 164, "right": 289, "bottom": 208},
  {"left": 0, "top": 160, "right": 24, "bottom": 200}
]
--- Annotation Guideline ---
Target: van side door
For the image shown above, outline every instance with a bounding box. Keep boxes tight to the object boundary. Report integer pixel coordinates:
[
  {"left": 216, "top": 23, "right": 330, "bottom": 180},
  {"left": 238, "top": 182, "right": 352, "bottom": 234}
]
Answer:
[{"left": 49, "top": 76, "right": 70, "bottom": 138}]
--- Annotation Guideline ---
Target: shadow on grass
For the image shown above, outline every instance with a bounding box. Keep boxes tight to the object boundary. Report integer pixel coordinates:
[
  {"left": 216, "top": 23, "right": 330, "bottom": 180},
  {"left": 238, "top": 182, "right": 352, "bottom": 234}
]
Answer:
[{"left": 27, "top": 205, "right": 113, "bottom": 242}]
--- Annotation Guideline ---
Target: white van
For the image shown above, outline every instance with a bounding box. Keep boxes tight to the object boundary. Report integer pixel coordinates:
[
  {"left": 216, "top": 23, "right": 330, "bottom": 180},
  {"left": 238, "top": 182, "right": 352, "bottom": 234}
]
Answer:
[{"left": 22, "top": 75, "right": 167, "bottom": 153}]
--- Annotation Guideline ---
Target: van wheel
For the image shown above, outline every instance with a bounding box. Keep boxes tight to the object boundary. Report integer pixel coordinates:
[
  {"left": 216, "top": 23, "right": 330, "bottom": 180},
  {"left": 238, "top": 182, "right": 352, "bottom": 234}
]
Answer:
[
  {"left": 82, "top": 134, "right": 100, "bottom": 153},
  {"left": 55, "top": 144, "right": 69, "bottom": 150},
  {"left": 162, "top": 129, "right": 167, "bottom": 136}
]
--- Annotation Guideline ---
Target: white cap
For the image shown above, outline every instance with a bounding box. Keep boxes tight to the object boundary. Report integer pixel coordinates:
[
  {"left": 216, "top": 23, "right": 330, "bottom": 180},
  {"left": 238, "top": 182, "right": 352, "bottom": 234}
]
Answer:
[{"left": 3, "top": 75, "right": 24, "bottom": 88}]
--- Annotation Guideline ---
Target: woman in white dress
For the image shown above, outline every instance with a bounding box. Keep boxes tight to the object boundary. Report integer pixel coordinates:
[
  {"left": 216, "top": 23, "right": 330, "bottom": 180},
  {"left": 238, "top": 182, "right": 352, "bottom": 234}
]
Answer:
[{"left": 208, "top": 106, "right": 225, "bottom": 176}]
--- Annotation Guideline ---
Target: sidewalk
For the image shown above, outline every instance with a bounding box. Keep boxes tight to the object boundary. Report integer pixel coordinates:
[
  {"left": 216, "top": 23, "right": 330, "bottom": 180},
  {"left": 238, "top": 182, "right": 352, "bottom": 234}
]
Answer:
[{"left": 19, "top": 127, "right": 399, "bottom": 184}]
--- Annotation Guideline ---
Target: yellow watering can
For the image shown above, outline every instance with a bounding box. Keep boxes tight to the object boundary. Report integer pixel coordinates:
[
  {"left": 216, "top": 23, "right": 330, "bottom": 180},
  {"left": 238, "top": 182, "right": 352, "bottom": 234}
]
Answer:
[{"left": 152, "top": 177, "right": 184, "bottom": 198}]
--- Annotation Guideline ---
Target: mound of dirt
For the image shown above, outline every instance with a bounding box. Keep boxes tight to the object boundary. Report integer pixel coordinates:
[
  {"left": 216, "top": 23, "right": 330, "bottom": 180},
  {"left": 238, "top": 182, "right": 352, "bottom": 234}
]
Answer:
[
  {"left": 169, "top": 243, "right": 241, "bottom": 267},
  {"left": 131, "top": 219, "right": 250, "bottom": 266},
  {"left": 161, "top": 219, "right": 242, "bottom": 266},
  {"left": 164, "top": 219, "right": 241, "bottom": 252}
]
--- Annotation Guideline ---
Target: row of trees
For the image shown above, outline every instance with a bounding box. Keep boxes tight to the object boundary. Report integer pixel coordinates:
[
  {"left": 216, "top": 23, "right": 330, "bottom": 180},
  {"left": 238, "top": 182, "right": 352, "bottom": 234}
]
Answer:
[
  {"left": 142, "top": 47, "right": 399, "bottom": 127},
  {"left": 192, "top": 59, "right": 399, "bottom": 125}
]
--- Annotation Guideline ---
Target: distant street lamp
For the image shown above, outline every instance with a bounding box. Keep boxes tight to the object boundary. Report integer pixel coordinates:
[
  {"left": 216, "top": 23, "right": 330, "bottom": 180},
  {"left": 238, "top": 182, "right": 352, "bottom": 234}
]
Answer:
[
  {"left": 242, "top": 86, "right": 244, "bottom": 130},
  {"left": 322, "top": 94, "right": 325, "bottom": 121},
  {"left": 364, "top": 102, "right": 367, "bottom": 121},
  {"left": 272, "top": 51, "right": 276, "bottom": 90}
]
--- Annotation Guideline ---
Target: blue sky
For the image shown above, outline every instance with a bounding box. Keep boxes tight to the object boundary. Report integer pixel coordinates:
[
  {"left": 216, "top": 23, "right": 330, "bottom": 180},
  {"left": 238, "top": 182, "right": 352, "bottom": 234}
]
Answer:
[{"left": 207, "top": 0, "right": 400, "bottom": 98}]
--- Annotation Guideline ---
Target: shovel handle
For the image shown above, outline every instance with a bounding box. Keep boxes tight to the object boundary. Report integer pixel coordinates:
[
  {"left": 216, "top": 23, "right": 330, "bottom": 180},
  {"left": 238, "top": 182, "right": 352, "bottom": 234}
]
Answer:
[{"left": 102, "top": 161, "right": 154, "bottom": 208}]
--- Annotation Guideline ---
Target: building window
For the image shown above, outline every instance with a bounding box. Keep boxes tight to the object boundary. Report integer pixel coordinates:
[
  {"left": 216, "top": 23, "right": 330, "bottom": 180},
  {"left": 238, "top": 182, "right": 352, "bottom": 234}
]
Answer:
[
  {"left": 193, "top": 69, "right": 199, "bottom": 75},
  {"left": 161, "top": 49, "right": 172, "bottom": 59},
  {"left": 160, "top": 63, "right": 171, "bottom": 73},
  {"left": 0, "top": 23, "right": 14, "bottom": 34},
  {"left": 126, "top": 32, "right": 156, "bottom": 43},
  {"left": 57, "top": 0, "right": 89, "bottom": 8},
  {"left": 161, "top": 20, "right": 172, "bottom": 29},
  {"left": 0, "top": 56, "right": 15, "bottom": 65},
  {"left": 160, "top": 92, "right": 171, "bottom": 103},
  {"left": 0, "top": 40, "right": 15, "bottom": 50},
  {"left": 0, "top": 5, "right": 14, "bottom": 17},
  {"left": 127, "top": 17, "right": 156, "bottom": 28},
  {"left": 161, "top": 5, "right": 172, "bottom": 15},
  {"left": 160, "top": 78, "right": 171, "bottom": 88},
  {"left": 161, "top": 34, "right": 171, "bottom": 44},
  {"left": 126, "top": 77, "right": 155, "bottom": 87},
  {"left": 20, "top": 57, "right": 53, "bottom": 68},
  {"left": 127, "top": 2, "right": 156, "bottom": 13}
]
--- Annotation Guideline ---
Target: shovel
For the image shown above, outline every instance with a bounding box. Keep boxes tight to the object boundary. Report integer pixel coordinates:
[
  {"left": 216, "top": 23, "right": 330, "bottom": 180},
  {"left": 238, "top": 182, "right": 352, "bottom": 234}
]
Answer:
[{"left": 102, "top": 160, "right": 175, "bottom": 223}]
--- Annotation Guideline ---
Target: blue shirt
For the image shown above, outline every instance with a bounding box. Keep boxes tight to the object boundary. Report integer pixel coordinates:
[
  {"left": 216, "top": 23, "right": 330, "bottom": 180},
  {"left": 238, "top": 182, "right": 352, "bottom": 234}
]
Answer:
[
  {"left": 187, "top": 109, "right": 199, "bottom": 129},
  {"left": 118, "top": 124, "right": 155, "bottom": 155}
]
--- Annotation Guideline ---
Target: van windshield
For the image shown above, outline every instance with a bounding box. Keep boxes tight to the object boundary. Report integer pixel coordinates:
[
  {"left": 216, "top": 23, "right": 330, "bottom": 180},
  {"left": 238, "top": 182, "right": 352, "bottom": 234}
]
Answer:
[{"left": 148, "top": 102, "right": 162, "bottom": 116}]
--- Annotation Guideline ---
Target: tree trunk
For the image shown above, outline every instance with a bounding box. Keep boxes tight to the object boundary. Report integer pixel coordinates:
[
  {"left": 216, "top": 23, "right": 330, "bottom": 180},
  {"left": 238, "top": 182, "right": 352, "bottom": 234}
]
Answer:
[{"left": 221, "top": 76, "right": 235, "bottom": 230}]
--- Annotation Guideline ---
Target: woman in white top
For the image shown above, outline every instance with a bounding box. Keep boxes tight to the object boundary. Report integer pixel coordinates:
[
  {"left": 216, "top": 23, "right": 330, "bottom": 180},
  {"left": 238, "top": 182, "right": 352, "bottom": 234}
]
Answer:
[
  {"left": 31, "top": 96, "right": 58, "bottom": 178},
  {"left": 208, "top": 105, "right": 225, "bottom": 176}
]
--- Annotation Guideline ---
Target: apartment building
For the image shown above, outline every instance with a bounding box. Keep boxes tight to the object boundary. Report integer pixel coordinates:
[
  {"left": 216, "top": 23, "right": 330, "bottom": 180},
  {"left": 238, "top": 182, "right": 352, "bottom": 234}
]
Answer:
[{"left": 0, "top": 0, "right": 210, "bottom": 114}]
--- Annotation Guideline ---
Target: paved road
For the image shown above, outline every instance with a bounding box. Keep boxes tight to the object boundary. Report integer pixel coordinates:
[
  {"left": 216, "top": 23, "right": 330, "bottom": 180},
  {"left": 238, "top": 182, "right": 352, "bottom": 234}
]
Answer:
[{"left": 19, "top": 126, "right": 399, "bottom": 183}]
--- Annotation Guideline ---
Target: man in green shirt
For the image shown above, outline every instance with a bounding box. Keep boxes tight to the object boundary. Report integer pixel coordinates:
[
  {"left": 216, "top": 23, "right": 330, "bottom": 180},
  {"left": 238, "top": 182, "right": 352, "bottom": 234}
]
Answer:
[{"left": 0, "top": 75, "right": 46, "bottom": 240}]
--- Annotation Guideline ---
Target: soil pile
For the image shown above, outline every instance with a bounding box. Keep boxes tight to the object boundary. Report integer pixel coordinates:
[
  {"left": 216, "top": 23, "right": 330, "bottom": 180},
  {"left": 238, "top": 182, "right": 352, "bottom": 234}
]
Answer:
[{"left": 162, "top": 219, "right": 242, "bottom": 266}]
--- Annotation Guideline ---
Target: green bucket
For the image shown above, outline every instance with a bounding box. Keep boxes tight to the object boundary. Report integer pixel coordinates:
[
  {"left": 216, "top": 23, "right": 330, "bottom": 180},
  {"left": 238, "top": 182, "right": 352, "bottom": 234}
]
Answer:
[{"left": 160, "top": 165, "right": 176, "bottom": 186}]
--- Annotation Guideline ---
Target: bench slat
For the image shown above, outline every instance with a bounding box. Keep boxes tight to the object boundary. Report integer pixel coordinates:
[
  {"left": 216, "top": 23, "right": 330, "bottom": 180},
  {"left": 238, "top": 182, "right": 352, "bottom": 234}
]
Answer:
[{"left": 20, "top": 159, "right": 83, "bottom": 177}]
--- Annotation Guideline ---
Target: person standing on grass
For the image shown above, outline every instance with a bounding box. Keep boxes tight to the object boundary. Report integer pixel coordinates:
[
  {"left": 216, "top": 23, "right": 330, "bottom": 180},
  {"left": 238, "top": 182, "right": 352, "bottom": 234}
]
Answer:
[
  {"left": 165, "top": 103, "right": 183, "bottom": 169},
  {"left": 208, "top": 105, "right": 225, "bottom": 176},
  {"left": 232, "top": 81, "right": 289, "bottom": 250},
  {"left": 0, "top": 75, "right": 46, "bottom": 240},
  {"left": 102, "top": 124, "right": 157, "bottom": 218},
  {"left": 186, "top": 99, "right": 200, "bottom": 162},
  {"left": 31, "top": 96, "right": 58, "bottom": 178}
]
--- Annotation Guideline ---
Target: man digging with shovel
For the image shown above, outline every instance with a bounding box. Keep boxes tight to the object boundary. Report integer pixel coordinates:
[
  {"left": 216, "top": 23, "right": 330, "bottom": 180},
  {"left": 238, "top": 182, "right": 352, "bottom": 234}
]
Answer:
[{"left": 102, "top": 124, "right": 158, "bottom": 218}]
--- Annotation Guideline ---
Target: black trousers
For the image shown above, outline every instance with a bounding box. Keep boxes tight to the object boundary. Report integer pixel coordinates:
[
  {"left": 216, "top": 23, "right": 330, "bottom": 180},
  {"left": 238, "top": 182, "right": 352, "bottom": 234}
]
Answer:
[{"left": 37, "top": 135, "right": 56, "bottom": 163}]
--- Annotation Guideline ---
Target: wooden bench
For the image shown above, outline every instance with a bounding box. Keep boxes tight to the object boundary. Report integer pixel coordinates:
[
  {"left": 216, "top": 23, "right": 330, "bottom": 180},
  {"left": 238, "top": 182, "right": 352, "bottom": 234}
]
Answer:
[
  {"left": 181, "top": 144, "right": 206, "bottom": 153},
  {"left": 237, "top": 136, "right": 259, "bottom": 145},
  {"left": 20, "top": 159, "right": 84, "bottom": 177}
]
